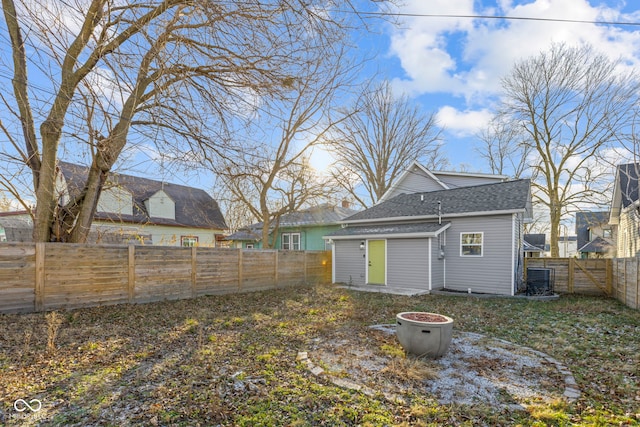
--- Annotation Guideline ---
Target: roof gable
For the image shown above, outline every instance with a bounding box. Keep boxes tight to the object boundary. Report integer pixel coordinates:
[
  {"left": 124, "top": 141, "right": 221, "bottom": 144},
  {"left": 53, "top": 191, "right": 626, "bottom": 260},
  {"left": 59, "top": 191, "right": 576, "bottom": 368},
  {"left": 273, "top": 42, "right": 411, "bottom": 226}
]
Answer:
[
  {"left": 379, "top": 161, "right": 449, "bottom": 202},
  {"left": 58, "top": 161, "right": 227, "bottom": 230},
  {"left": 344, "top": 179, "right": 531, "bottom": 223},
  {"left": 379, "top": 161, "right": 509, "bottom": 203}
]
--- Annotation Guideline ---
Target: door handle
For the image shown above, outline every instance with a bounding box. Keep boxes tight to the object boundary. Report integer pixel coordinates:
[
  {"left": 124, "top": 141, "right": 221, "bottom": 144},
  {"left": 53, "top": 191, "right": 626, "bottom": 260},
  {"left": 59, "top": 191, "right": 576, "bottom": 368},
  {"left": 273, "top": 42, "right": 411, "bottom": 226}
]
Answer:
[{"left": 368, "top": 261, "right": 372, "bottom": 266}]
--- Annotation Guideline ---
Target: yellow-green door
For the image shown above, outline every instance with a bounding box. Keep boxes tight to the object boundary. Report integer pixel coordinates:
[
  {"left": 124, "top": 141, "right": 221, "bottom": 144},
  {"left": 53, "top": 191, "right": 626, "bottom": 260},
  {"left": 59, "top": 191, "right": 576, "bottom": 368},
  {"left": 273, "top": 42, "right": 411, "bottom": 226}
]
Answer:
[{"left": 367, "top": 240, "right": 386, "bottom": 285}]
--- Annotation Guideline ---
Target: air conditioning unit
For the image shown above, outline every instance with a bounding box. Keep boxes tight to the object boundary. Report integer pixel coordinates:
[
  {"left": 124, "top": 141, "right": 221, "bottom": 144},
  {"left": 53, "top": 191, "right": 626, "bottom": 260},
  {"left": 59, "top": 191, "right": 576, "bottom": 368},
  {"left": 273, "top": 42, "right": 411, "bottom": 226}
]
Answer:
[{"left": 526, "top": 268, "right": 554, "bottom": 296}]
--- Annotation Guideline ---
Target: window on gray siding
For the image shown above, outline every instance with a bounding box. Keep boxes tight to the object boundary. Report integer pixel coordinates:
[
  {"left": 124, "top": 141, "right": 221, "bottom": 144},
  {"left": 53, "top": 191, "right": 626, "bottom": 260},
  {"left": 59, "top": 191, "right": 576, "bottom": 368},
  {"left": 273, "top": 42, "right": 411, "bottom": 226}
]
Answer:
[{"left": 460, "top": 232, "right": 483, "bottom": 256}]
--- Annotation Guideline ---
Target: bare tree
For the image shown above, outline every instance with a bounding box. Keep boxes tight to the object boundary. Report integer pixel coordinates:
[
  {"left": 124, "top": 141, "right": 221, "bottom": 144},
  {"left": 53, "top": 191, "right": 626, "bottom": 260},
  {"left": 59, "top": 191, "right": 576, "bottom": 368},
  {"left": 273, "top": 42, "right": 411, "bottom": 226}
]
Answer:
[
  {"left": 211, "top": 47, "right": 355, "bottom": 248},
  {"left": 496, "top": 43, "right": 640, "bottom": 257},
  {"left": 0, "top": 0, "right": 375, "bottom": 242},
  {"left": 327, "top": 80, "right": 445, "bottom": 207},
  {"left": 476, "top": 114, "right": 532, "bottom": 179}
]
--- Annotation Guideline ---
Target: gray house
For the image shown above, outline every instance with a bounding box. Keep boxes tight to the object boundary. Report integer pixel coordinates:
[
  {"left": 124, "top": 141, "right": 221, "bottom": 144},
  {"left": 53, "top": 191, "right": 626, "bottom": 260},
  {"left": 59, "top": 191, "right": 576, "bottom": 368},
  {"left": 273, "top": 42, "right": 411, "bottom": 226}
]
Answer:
[{"left": 324, "top": 164, "right": 532, "bottom": 296}]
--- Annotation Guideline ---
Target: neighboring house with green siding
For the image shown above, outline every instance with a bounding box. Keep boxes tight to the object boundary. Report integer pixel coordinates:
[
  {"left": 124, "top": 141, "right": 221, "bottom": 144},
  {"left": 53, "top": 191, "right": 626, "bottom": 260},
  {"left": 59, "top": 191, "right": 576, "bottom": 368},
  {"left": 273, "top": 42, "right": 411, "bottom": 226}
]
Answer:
[{"left": 226, "top": 203, "right": 359, "bottom": 250}]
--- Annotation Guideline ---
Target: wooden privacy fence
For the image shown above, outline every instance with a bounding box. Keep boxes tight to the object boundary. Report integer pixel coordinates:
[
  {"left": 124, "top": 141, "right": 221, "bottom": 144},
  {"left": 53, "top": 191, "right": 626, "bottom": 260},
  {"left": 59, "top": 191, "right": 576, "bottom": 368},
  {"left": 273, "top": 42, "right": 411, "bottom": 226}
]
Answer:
[
  {"left": 612, "top": 258, "right": 640, "bottom": 310},
  {"left": 0, "top": 243, "right": 332, "bottom": 314},
  {"left": 525, "top": 257, "right": 640, "bottom": 310}
]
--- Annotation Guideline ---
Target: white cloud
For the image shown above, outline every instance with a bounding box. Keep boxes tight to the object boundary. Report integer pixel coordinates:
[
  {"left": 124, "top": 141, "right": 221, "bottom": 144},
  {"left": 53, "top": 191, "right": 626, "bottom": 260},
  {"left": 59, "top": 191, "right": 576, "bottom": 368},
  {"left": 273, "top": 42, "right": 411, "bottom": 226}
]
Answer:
[
  {"left": 436, "top": 106, "right": 492, "bottom": 137},
  {"left": 389, "top": 0, "right": 640, "bottom": 105}
]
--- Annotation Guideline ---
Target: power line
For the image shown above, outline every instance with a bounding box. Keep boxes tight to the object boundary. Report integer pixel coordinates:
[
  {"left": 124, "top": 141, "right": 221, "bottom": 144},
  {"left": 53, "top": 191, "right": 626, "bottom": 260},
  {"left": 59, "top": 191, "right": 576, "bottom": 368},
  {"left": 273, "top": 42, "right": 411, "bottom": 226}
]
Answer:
[{"left": 346, "top": 11, "right": 640, "bottom": 27}]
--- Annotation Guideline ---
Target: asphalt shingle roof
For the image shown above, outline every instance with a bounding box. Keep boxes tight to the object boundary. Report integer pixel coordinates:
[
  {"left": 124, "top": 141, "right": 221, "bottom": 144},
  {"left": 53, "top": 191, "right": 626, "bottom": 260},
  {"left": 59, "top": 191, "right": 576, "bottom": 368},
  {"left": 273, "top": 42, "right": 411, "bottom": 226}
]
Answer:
[
  {"left": 344, "top": 179, "right": 531, "bottom": 222},
  {"left": 524, "top": 234, "right": 546, "bottom": 251},
  {"left": 276, "top": 204, "right": 360, "bottom": 227},
  {"left": 325, "top": 221, "right": 450, "bottom": 238},
  {"left": 58, "top": 162, "right": 227, "bottom": 230},
  {"left": 616, "top": 163, "right": 639, "bottom": 209},
  {"left": 577, "top": 236, "right": 612, "bottom": 253}
]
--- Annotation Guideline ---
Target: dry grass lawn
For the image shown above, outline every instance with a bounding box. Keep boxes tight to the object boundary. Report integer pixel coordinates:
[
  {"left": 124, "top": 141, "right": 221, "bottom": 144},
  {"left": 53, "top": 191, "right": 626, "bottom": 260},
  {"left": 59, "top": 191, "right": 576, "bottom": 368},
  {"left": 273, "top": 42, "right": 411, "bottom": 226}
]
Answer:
[{"left": 1, "top": 284, "right": 639, "bottom": 426}]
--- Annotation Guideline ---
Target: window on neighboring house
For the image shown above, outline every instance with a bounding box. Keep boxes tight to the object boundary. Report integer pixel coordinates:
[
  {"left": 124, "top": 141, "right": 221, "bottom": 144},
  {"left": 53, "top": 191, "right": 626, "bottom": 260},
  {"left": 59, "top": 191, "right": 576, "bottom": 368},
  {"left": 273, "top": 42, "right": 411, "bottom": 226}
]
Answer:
[
  {"left": 603, "top": 229, "right": 612, "bottom": 238},
  {"left": 246, "top": 243, "right": 254, "bottom": 249},
  {"left": 181, "top": 236, "right": 198, "bottom": 247},
  {"left": 460, "top": 232, "right": 483, "bottom": 256},
  {"left": 281, "top": 232, "right": 301, "bottom": 250}
]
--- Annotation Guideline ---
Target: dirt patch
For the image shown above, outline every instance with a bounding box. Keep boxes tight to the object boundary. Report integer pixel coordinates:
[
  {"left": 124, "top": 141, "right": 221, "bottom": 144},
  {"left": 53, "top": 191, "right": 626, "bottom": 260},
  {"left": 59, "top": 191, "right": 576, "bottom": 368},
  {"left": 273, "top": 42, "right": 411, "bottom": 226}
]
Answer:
[{"left": 308, "top": 328, "right": 572, "bottom": 409}]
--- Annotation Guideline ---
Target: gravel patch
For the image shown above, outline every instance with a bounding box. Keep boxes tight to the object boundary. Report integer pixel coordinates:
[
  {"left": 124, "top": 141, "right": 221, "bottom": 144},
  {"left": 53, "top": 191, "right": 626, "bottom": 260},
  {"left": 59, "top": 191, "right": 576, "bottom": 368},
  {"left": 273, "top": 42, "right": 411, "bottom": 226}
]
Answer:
[{"left": 304, "top": 327, "right": 578, "bottom": 409}]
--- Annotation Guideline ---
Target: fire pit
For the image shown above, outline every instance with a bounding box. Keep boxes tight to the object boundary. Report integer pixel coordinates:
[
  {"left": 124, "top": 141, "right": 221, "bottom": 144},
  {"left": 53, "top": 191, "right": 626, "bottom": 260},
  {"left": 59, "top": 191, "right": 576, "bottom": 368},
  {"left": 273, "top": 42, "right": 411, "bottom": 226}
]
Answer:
[{"left": 396, "top": 312, "right": 453, "bottom": 358}]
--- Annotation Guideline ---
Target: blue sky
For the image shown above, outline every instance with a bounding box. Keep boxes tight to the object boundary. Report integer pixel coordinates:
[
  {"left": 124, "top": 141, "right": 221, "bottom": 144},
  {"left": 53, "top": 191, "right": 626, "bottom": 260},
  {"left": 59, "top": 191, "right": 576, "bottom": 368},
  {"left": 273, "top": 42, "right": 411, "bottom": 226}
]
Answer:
[
  {"left": 315, "top": 0, "right": 640, "bottom": 174},
  {"left": 3, "top": 0, "right": 640, "bottom": 197}
]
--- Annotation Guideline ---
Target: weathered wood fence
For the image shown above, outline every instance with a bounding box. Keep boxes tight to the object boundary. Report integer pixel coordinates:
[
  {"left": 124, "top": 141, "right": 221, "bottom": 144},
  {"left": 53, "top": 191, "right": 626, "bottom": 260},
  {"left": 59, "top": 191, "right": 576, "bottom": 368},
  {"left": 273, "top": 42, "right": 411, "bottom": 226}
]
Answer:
[
  {"left": 0, "top": 243, "right": 332, "bottom": 313},
  {"left": 525, "top": 257, "right": 640, "bottom": 309}
]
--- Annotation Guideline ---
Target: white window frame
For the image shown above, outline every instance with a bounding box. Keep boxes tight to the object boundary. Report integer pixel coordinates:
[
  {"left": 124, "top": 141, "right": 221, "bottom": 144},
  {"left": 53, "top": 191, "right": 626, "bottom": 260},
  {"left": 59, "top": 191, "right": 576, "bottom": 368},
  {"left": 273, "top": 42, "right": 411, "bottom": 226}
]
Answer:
[
  {"left": 460, "top": 232, "right": 483, "bottom": 257},
  {"left": 281, "top": 232, "right": 301, "bottom": 250},
  {"left": 181, "top": 236, "right": 198, "bottom": 247}
]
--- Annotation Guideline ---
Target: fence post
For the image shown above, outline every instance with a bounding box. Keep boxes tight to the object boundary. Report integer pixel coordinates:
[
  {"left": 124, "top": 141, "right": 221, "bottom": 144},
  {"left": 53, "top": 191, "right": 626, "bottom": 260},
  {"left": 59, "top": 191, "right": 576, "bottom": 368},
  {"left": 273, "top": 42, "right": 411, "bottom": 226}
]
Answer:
[
  {"left": 191, "top": 247, "right": 197, "bottom": 298},
  {"left": 636, "top": 258, "right": 640, "bottom": 310},
  {"left": 568, "top": 257, "right": 575, "bottom": 294},
  {"left": 35, "top": 242, "right": 45, "bottom": 312},
  {"left": 304, "top": 251, "right": 308, "bottom": 283},
  {"left": 128, "top": 245, "right": 135, "bottom": 303},
  {"left": 605, "top": 259, "right": 613, "bottom": 296},
  {"left": 624, "top": 258, "right": 628, "bottom": 307},
  {"left": 274, "top": 250, "right": 279, "bottom": 285}
]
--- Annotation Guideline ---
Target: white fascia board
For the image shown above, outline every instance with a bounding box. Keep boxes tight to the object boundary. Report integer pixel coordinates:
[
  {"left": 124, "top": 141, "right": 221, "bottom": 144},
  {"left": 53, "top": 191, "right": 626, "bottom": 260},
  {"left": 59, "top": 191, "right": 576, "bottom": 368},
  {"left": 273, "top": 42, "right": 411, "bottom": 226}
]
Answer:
[
  {"left": 434, "top": 170, "right": 509, "bottom": 180},
  {"left": 329, "top": 232, "right": 439, "bottom": 240},
  {"left": 327, "top": 223, "right": 451, "bottom": 241},
  {"left": 341, "top": 209, "right": 526, "bottom": 225}
]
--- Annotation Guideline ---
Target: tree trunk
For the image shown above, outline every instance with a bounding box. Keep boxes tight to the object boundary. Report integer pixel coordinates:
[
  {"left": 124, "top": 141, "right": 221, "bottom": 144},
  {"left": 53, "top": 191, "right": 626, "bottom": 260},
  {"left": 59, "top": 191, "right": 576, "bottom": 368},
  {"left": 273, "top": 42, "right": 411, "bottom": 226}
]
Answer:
[{"left": 549, "top": 199, "right": 560, "bottom": 257}]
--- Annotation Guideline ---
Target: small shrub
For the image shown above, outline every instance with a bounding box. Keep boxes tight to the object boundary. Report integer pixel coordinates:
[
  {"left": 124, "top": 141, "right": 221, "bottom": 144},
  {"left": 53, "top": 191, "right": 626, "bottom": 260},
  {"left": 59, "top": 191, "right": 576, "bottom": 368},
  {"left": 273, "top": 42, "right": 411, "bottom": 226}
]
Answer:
[{"left": 45, "top": 311, "right": 63, "bottom": 353}]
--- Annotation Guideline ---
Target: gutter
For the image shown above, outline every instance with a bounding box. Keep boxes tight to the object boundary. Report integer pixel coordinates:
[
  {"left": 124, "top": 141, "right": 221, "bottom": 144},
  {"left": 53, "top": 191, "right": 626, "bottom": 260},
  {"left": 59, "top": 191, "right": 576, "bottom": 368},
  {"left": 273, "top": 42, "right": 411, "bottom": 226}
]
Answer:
[{"left": 340, "top": 209, "right": 527, "bottom": 226}]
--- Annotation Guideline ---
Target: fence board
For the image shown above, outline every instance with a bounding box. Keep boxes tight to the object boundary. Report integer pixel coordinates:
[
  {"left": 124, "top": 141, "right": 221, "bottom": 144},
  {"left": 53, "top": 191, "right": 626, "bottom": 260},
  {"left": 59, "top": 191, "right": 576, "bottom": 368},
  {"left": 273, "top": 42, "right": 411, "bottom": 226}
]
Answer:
[
  {"left": 0, "top": 243, "right": 331, "bottom": 313},
  {"left": 0, "top": 244, "right": 35, "bottom": 313},
  {"left": 195, "top": 249, "right": 240, "bottom": 295},
  {"left": 525, "top": 258, "right": 610, "bottom": 296},
  {"left": 42, "top": 244, "right": 129, "bottom": 310}
]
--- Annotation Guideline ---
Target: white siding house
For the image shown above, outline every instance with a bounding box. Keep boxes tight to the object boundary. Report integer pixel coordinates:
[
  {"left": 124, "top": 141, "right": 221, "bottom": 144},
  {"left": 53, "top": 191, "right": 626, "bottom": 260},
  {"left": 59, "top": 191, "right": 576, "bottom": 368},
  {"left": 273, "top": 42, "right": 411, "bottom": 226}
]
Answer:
[
  {"left": 610, "top": 163, "right": 640, "bottom": 257},
  {"left": 55, "top": 162, "right": 227, "bottom": 246}
]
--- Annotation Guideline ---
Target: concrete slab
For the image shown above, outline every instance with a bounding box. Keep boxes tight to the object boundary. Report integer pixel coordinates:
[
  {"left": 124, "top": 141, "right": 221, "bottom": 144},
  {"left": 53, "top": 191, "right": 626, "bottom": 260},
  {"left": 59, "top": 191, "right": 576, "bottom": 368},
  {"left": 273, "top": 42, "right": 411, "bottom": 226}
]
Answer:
[{"left": 337, "top": 284, "right": 430, "bottom": 296}]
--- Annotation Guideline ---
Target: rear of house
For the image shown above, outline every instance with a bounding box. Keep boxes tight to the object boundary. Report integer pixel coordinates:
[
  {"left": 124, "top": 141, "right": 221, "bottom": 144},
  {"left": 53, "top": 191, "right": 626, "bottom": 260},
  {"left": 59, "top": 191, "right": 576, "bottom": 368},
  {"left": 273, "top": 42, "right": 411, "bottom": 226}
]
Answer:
[{"left": 325, "top": 175, "right": 531, "bottom": 296}]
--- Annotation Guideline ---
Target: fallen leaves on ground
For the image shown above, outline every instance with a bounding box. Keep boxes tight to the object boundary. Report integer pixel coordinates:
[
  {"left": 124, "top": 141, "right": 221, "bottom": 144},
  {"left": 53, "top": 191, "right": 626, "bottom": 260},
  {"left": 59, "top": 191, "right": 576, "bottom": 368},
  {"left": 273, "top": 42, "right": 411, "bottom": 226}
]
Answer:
[{"left": 0, "top": 285, "right": 638, "bottom": 426}]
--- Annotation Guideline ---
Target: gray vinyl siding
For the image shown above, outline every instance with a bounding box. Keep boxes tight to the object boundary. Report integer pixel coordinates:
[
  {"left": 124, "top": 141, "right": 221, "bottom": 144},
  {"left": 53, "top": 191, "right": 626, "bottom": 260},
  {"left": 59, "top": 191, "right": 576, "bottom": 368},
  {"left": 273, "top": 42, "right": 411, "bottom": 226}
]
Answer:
[
  {"left": 430, "top": 237, "right": 445, "bottom": 288},
  {"left": 437, "top": 174, "right": 504, "bottom": 188},
  {"left": 387, "top": 239, "right": 430, "bottom": 289},
  {"left": 333, "top": 240, "right": 366, "bottom": 285},
  {"left": 443, "top": 214, "right": 515, "bottom": 295},
  {"left": 385, "top": 166, "right": 445, "bottom": 199}
]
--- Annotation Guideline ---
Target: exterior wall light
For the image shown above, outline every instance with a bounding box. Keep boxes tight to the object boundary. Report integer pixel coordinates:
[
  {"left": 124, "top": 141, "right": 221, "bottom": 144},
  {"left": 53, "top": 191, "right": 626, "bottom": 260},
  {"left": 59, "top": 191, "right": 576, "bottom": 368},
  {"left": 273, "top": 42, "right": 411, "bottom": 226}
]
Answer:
[{"left": 360, "top": 241, "right": 365, "bottom": 250}]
